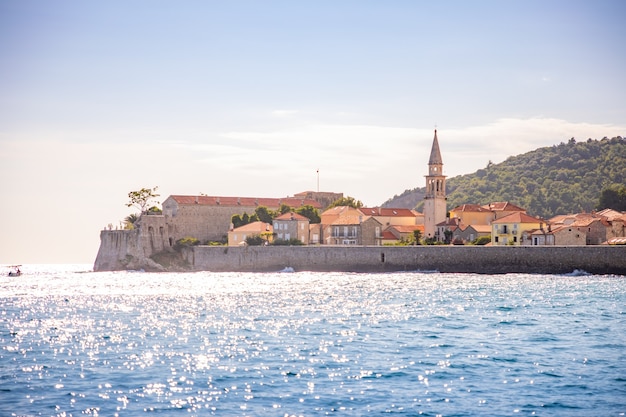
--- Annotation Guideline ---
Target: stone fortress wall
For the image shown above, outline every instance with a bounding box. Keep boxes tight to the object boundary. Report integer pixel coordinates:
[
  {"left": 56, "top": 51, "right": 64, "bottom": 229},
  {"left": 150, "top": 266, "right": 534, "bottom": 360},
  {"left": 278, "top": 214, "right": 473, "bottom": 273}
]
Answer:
[
  {"left": 94, "top": 228, "right": 626, "bottom": 274},
  {"left": 182, "top": 245, "right": 626, "bottom": 275}
]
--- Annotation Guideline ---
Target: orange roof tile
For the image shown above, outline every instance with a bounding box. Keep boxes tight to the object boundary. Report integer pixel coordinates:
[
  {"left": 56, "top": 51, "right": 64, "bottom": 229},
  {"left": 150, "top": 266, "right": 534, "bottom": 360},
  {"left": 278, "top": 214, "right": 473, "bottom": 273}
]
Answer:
[
  {"left": 231, "top": 221, "right": 272, "bottom": 233},
  {"left": 492, "top": 212, "right": 543, "bottom": 224},
  {"left": 169, "top": 195, "right": 321, "bottom": 208},
  {"left": 451, "top": 204, "right": 491, "bottom": 212},
  {"left": 274, "top": 212, "right": 310, "bottom": 221},
  {"left": 483, "top": 202, "right": 526, "bottom": 212},
  {"left": 387, "top": 224, "right": 425, "bottom": 233},
  {"left": 359, "top": 207, "right": 417, "bottom": 217}
]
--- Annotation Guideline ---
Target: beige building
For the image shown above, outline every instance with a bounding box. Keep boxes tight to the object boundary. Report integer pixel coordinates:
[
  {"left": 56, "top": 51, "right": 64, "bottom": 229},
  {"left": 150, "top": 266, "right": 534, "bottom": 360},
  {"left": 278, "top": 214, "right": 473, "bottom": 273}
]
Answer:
[
  {"left": 161, "top": 194, "right": 321, "bottom": 245},
  {"left": 320, "top": 206, "right": 383, "bottom": 245},
  {"left": 450, "top": 204, "right": 495, "bottom": 225},
  {"left": 452, "top": 224, "right": 492, "bottom": 244},
  {"left": 359, "top": 207, "right": 423, "bottom": 227},
  {"left": 273, "top": 212, "right": 310, "bottom": 244},
  {"left": 381, "top": 224, "right": 425, "bottom": 245},
  {"left": 492, "top": 212, "right": 544, "bottom": 246},
  {"left": 228, "top": 221, "right": 273, "bottom": 246}
]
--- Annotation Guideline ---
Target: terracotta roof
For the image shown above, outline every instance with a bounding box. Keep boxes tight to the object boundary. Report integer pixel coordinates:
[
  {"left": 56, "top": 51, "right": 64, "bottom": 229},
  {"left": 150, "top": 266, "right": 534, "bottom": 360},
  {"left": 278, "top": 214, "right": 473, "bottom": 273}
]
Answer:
[
  {"left": 231, "top": 221, "right": 272, "bottom": 233},
  {"left": 597, "top": 208, "right": 626, "bottom": 221},
  {"left": 607, "top": 237, "right": 626, "bottom": 245},
  {"left": 550, "top": 212, "right": 609, "bottom": 227},
  {"left": 483, "top": 202, "right": 526, "bottom": 212},
  {"left": 359, "top": 207, "right": 417, "bottom": 217},
  {"left": 274, "top": 212, "right": 309, "bottom": 221},
  {"left": 492, "top": 212, "right": 543, "bottom": 224},
  {"left": 437, "top": 217, "right": 462, "bottom": 227},
  {"left": 169, "top": 195, "right": 321, "bottom": 209},
  {"left": 387, "top": 224, "right": 425, "bottom": 233},
  {"left": 382, "top": 230, "right": 398, "bottom": 240},
  {"left": 331, "top": 214, "right": 370, "bottom": 226},
  {"left": 465, "top": 224, "right": 492, "bottom": 233},
  {"left": 451, "top": 204, "right": 491, "bottom": 213}
]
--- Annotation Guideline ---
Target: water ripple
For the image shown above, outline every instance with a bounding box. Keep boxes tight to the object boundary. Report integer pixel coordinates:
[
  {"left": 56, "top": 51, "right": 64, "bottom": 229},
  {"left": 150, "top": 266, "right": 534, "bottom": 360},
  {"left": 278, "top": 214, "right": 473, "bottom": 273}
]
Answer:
[{"left": 0, "top": 266, "right": 625, "bottom": 416}]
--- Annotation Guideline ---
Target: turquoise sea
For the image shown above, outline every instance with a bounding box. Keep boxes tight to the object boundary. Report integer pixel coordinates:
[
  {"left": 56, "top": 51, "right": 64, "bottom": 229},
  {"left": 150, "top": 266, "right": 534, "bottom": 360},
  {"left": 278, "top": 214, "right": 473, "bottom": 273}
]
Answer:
[{"left": 1, "top": 265, "right": 625, "bottom": 416}]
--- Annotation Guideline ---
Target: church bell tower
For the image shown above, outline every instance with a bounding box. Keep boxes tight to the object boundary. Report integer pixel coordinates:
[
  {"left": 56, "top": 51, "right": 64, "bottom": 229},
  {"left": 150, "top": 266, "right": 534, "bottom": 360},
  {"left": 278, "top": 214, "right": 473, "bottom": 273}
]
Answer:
[{"left": 423, "top": 129, "right": 447, "bottom": 240}]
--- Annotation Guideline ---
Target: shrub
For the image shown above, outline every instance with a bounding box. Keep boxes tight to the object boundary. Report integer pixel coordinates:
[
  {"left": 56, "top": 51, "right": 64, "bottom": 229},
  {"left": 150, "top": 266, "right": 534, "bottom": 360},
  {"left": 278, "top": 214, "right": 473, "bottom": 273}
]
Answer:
[
  {"left": 272, "top": 238, "right": 304, "bottom": 246},
  {"left": 174, "top": 237, "right": 200, "bottom": 250},
  {"left": 245, "top": 235, "right": 266, "bottom": 246},
  {"left": 472, "top": 236, "right": 491, "bottom": 245}
]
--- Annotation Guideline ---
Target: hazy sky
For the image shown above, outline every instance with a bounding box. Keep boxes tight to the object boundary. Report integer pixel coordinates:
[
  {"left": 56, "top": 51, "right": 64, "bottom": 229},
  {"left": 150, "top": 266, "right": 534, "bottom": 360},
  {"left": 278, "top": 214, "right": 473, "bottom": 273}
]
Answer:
[{"left": 1, "top": 0, "right": 625, "bottom": 265}]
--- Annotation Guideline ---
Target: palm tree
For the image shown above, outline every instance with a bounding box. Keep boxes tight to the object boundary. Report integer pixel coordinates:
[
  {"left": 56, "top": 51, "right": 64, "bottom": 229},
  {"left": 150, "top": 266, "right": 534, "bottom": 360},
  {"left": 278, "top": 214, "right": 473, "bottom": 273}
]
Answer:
[{"left": 124, "top": 213, "right": 139, "bottom": 229}]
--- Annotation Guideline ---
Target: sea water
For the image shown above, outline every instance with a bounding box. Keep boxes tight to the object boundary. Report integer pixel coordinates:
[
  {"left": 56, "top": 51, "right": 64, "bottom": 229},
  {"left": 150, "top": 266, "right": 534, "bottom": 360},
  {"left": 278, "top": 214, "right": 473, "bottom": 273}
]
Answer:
[{"left": 1, "top": 265, "right": 625, "bottom": 416}]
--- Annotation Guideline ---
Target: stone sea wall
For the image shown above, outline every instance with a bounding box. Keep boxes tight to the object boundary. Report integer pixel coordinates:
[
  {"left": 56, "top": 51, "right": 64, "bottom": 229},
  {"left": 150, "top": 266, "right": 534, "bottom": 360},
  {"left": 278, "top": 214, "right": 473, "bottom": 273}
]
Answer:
[
  {"left": 94, "top": 229, "right": 626, "bottom": 274},
  {"left": 184, "top": 245, "right": 626, "bottom": 275}
]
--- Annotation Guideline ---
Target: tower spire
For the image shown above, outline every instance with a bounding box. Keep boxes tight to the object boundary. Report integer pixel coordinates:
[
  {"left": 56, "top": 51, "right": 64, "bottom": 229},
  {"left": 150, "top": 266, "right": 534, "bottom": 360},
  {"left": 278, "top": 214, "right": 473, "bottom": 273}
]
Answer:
[{"left": 428, "top": 129, "right": 443, "bottom": 165}]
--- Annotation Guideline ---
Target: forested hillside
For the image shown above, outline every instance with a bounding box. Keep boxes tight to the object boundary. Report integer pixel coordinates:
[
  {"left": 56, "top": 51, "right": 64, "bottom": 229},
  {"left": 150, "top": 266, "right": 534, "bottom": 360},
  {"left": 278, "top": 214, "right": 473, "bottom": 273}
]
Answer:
[{"left": 383, "top": 136, "right": 625, "bottom": 219}]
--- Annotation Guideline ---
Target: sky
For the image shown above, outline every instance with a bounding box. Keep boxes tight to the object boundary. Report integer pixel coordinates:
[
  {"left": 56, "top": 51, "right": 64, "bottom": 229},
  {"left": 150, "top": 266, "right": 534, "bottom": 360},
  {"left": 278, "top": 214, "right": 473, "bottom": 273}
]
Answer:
[{"left": 1, "top": 0, "right": 625, "bottom": 265}]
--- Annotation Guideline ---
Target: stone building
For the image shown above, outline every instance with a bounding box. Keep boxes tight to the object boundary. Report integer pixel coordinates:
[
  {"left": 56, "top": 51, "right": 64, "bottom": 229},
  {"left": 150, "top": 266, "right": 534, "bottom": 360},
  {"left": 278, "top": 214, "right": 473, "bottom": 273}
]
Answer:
[
  {"left": 423, "top": 130, "right": 447, "bottom": 241},
  {"left": 273, "top": 212, "right": 310, "bottom": 244},
  {"left": 228, "top": 221, "right": 273, "bottom": 246},
  {"left": 161, "top": 194, "right": 321, "bottom": 246},
  {"left": 320, "top": 206, "right": 383, "bottom": 245}
]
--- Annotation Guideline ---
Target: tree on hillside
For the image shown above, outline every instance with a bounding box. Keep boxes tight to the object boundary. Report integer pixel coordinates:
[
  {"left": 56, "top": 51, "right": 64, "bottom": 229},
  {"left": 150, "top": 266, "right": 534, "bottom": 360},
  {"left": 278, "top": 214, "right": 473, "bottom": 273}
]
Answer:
[
  {"left": 127, "top": 186, "right": 160, "bottom": 213},
  {"left": 328, "top": 196, "right": 363, "bottom": 209},
  {"left": 597, "top": 184, "right": 626, "bottom": 211},
  {"left": 384, "top": 136, "right": 625, "bottom": 219}
]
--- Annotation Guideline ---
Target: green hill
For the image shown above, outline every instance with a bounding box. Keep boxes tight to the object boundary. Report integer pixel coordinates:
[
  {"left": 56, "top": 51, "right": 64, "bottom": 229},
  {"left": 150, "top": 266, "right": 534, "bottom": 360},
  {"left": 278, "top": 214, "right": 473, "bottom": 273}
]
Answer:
[{"left": 383, "top": 136, "right": 625, "bottom": 219}]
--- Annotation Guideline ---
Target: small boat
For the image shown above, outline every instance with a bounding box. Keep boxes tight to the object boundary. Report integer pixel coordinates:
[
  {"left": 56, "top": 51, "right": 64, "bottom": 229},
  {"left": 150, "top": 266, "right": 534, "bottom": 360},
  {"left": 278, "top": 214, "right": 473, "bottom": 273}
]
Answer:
[{"left": 7, "top": 265, "right": 21, "bottom": 277}]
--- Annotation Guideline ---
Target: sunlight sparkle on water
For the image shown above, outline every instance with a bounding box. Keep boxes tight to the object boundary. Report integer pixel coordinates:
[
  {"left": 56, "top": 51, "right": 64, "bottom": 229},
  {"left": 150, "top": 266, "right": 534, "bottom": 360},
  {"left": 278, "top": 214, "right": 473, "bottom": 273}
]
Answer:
[{"left": 1, "top": 265, "right": 625, "bottom": 416}]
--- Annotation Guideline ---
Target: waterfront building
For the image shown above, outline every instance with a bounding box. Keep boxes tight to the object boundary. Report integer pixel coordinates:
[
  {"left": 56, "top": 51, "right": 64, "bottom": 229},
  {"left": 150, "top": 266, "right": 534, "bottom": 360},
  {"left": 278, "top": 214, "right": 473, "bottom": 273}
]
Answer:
[
  {"left": 273, "top": 212, "right": 310, "bottom": 244},
  {"left": 228, "top": 221, "right": 273, "bottom": 246},
  {"left": 491, "top": 212, "right": 544, "bottom": 246}
]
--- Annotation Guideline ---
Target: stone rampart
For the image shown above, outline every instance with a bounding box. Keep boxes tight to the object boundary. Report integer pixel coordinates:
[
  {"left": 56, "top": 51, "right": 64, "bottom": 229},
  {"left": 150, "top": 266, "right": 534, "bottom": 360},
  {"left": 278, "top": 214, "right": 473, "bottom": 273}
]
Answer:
[
  {"left": 185, "top": 245, "right": 626, "bottom": 275},
  {"left": 94, "top": 229, "right": 167, "bottom": 271}
]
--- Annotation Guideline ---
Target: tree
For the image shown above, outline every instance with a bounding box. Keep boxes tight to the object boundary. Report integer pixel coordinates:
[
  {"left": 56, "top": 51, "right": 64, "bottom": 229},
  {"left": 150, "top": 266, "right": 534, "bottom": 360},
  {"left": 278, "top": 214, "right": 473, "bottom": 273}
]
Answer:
[
  {"left": 231, "top": 214, "right": 244, "bottom": 229},
  {"left": 412, "top": 229, "right": 422, "bottom": 245},
  {"left": 328, "top": 196, "right": 363, "bottom": 209},
  {"left": 597, "top": 184, "right": 626, "bottom": 211},
  {"left": 296, "top": 205, "right": 321, "bottom": 223},
  {"left": 124, "top": 213, "right": 138, "bottom": 230},
  {"left": 127, "top": 186, "right": 160, "bottom": 213},
  {"left": 255, "top": 206, "right": 275, "bottom": 223}
]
